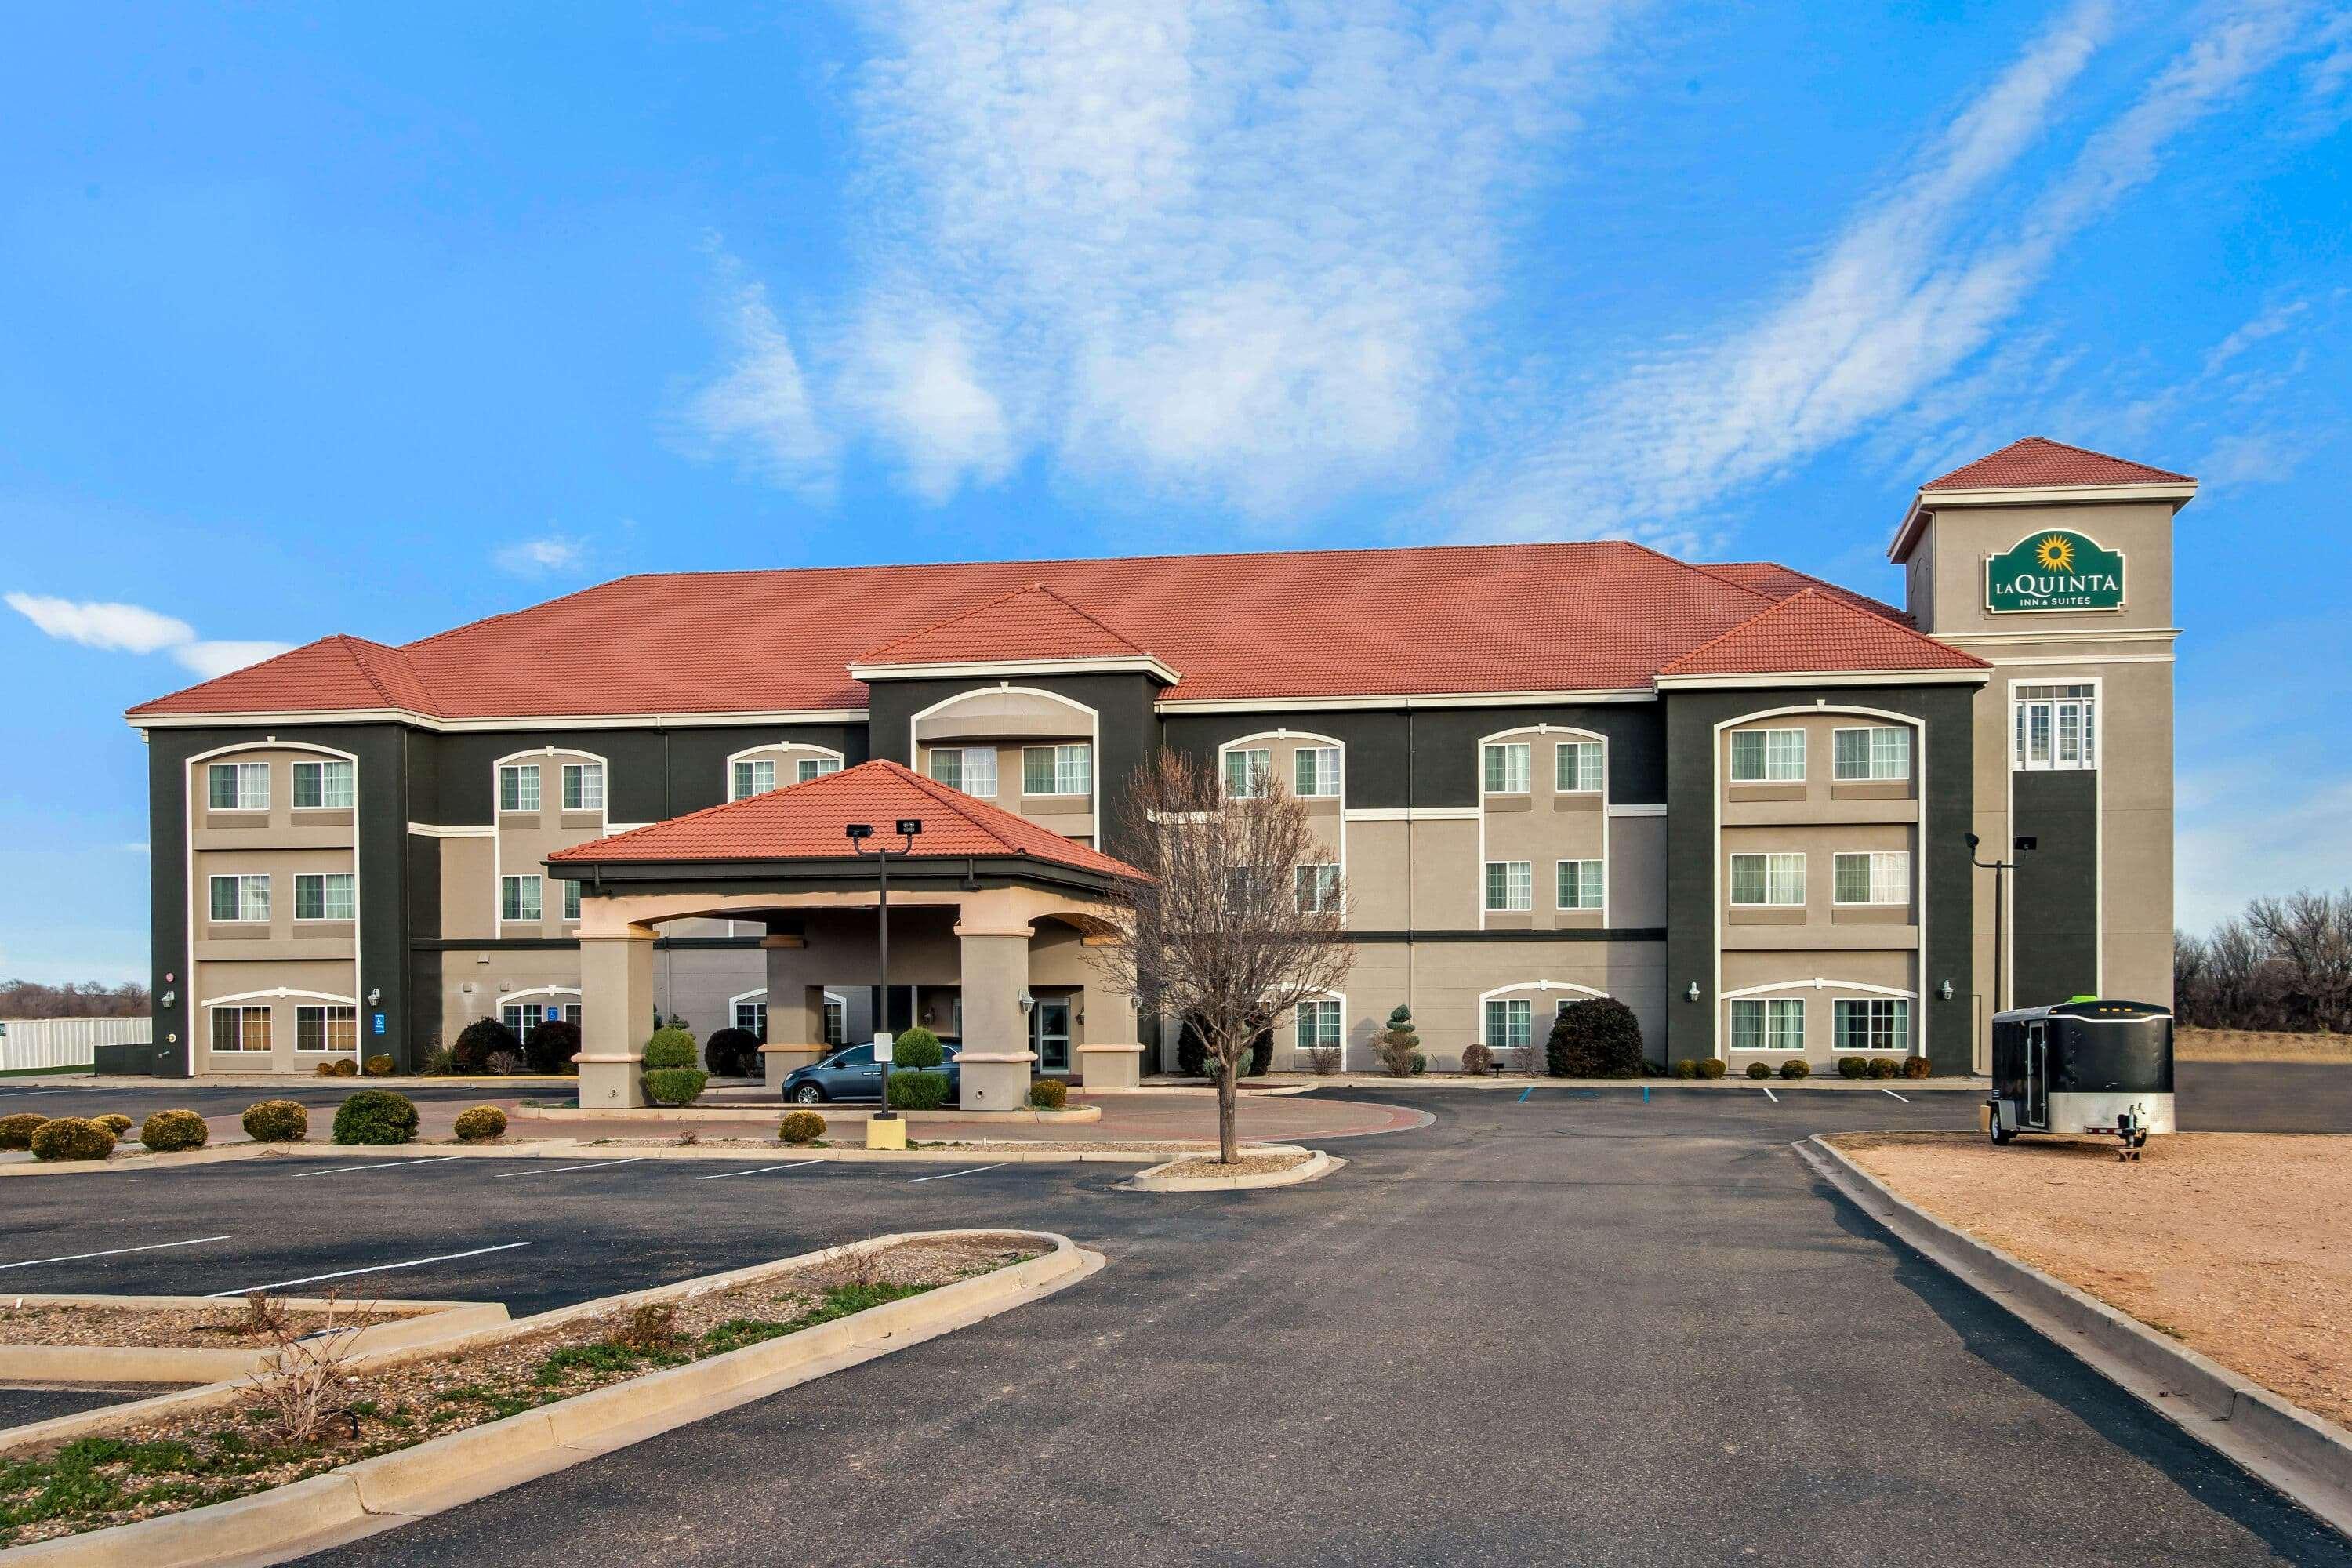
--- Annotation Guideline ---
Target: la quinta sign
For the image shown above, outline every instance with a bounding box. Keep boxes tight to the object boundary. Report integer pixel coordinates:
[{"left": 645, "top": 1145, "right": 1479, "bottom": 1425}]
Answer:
[{"left": 1985, "top": 530, "right": 2124, "bottom": 613}]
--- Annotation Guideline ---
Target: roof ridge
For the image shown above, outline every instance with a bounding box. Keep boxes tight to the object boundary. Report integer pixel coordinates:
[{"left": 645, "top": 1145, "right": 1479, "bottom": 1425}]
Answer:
[
  {"left": 123, "top": 634, "right": 345, "bottom": 717},
  {"left": 1928, "top": 434, "right": 2194, "bottom": 489},
  {"left": 1658, "top": 552, "right": 1777, "bottom": 604},
  {"left": 333, "top": 634, "right": 401, "bottom": 711},
  {"left": 1655, "top": 586, "right": 1986, "bottom": 677},
  {"left": 890, "top": 761, "right": 1027, "bottom": 855},
  {"left": 858, "top": 579, "right": 1152, "bottom": 665},
  {"left": 1655, "top": 590, "right": 1811, "bottom": 676}
]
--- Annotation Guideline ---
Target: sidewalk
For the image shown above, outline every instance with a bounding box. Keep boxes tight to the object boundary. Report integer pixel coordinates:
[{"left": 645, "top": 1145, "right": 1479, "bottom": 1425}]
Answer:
[{"left": 1142, "top": 1071, "right": 1990, "bottom": 1093}]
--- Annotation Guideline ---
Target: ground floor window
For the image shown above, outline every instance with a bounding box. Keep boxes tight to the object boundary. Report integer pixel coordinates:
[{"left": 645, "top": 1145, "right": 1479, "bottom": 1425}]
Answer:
[
  {"left": 1731, "top": 997, "right": 1805, "bottom": 1050},
  {"left": 735, "top": 1001, "right": 768, "bottom": 1040},
  {"left": 1834, "top": 997, "right": 1910, "bottom": 1052},
  {"left": 210, "top": 1005, "right": 270, "bottom": 1053},
  {"left": 1295, "top": 999, "right": 1341, "bottom": 1055},
  {"left": 501, "top": 1000, "right": 579, "bottom": 1042},
  {"left": 1484, "top": 997, "right": 1534, "bottom": 1052},
  {"left": 296, "top": 1004, "right": 358, "bottom": 1053}
]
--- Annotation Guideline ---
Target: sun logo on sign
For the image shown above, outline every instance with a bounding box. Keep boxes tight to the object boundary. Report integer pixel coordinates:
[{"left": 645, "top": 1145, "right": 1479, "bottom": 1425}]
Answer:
[{"left": 2033, "top": 535, "right": 2076, "bottom": 572}]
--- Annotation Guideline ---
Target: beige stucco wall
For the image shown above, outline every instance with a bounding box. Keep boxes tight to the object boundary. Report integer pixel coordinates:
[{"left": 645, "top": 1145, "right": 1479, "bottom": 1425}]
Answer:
[
  {"left": 492, "top": 746, "right": 609, "bottom": 939},
  {"left": 913, "top": 688, "right": 1098, "bottom": 842},
  {"left": 1477, "top": 724, "right": 1609, "bottom": 931}
]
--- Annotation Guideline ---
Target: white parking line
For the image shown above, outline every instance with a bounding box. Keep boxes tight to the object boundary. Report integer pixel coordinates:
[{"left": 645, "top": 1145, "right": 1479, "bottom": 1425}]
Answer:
[
  {"left": 491, "top": 1158, "right": 644, "bottom": 1180},
  {"left": 1, "top": 1235, "right": 231, "bottom": 1272},
  {"left": 905, "top": 1163, "right": 1004, "bottom": 1184},
  {"left": 1881, "top": 1087, "right": 1910, "bottom": 1102},
  {"left": 205, "top": 1241, "right": 534, "bottom": 1298},
  {"left": 694, "top": 1160, "right": 822, "bottom": 1181},
  {"left": 285, "top": 1157, "right": 457, "bottom": 1178},
  {"left": 1759, "top": 1084, "right": 1778, "bottom": 1103}
]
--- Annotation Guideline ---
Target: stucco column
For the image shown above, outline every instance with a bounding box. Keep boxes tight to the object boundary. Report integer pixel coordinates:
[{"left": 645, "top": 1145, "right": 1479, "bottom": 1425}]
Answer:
[
  {"left": 757, "top": 933, "right": 829, "bottom": 1091},
  {"left": 1076, "top": 953, "right": 1144, "bottom": 1091},
  {"left": 955, "top": 922, "right": 1035, "bottom": 1112},
  {"left": 576, "top": 926, "right": 655, "bottom": 1109}
]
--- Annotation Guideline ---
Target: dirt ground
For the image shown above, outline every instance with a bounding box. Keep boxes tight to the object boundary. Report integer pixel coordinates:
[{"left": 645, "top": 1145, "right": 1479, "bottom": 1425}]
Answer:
[
  {"left": 0, "top": 1299, "right": 407, "bottom": 1348},
  {"left": 1155, "top": 1150, "right": 1316, "bottom": 1178},
  {"left": 1835, "top": 1131, "right": 2352, "bottom": 1432},
  {"left": 2176, "top": 1026, "right": 2352, "bottom": 1062}
]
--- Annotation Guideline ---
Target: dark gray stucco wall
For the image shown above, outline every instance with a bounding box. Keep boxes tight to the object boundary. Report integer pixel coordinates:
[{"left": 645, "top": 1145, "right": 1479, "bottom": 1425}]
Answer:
[
  {"left": 410, "top": 723, "right": 868, "bottom": 827},
  {"left": 2011, "top": 768, "right": 2100, "bottom": 1007}
]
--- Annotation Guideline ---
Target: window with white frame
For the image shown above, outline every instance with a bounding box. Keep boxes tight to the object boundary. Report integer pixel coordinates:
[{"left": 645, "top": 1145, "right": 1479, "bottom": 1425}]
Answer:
[
  {"left": 292, "top": 872, "right": 355, "bottom": 921},
  {"left": 1294, "top": 746, "right": 1341, "bottom": 797},
  {"left": 1730, "top": 997, "right": 1805, "bottom": 1050},
  {"left": 296, "top": 1004, "right": 358, "bottom": 1053},
  {"left": 1484, "top": 997, "right": 1534, "bottom": 1052},
  {"left": 797, "top": 756, "right": 843, "bottom": 783},
  {"left": 501, "top": 1002, "right": 541, "bottom": 1042},
  {"left": 209, "top": 873, "right": 270, "bottom": 923},
  {"left": 2013, "top": 684, "right": 2097, "bottom": 770},
  {"left": 562, "top": 879, "right": 581, "bottom": 922},
  {"left": 735, "top": 1001, "right": 768, "bottom": 1040},
  {"left": 561, "top": 762, "right": 604, "bottom": 811},
  {"left": 1295, "top": 999, "right": 1341, "bottom": 1055},
  {"left": 208, "top": 761, "right": 270, "bottom": 811},
  {"left": 210, "top": 1004, "right": 270, "bottom": 1053},
  {"left": 1729, "top": 852, "right": 1805, "bottom": 906},
  {"left": 1023, "top": 744, "right": 1091, "bottom": 796},
  {"left": 930, "top": 746, "right": 998, "bottom": 798},
  {"left": 292, "top": 759, "right": 354, "bottom": 809},
  {"left": 501, "top": 874, "right": 543, "bottom": 922},
  {"left": 1555, "top": 740, "right": 1602, "bottom": 793},
  {"left": 1832, "top": 726, "right": 1911, "bottom": 781},
  {"left": 499, "top": 763, "right": 541, "bottom": 812},
  {"left": 1730, "top": 728, "right": 1806, "bottom": 782},
  {"left": 1484, "top": 860, "right": 1534, "bottom": 912},
  {"left": 1223, "top": 748, "right": 1271, "bottom": 797},
  {"left": 1557, "top": 859, "right": 1603, "bottom": 910},
  {"left": 1833, "top": 851, "right": 1910, "bottom": 906},
  {"left": 1295, "top": 862, "right": 1341, "bottom": 913},
  {"left": 731, "top": 759, "right": 775, "bottom": 800},
  {"left": 1834, "top": 997, "right": 1910, "bottom": 1052},
  {"left": 822, "top": 998, "right": 846, "bottom": 1047},
  {"left": 1483, "top": 742, "right": 1531, "bottom": 794}
]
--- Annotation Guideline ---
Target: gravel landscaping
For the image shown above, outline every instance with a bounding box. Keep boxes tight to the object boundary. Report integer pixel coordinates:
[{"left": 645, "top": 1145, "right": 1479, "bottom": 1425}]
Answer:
[
  {"left": 0, "top": 1300, "right": 409, "bottom": 1350},
  {"left": 1150, "top": 1150, "right": 1317, "bottom": 1179}
]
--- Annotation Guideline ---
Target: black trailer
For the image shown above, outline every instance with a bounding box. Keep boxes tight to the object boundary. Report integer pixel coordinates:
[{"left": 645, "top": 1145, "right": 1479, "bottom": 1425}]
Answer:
[{"left": 1987, "top": 997, "right": 2172, "bottom": 1159}]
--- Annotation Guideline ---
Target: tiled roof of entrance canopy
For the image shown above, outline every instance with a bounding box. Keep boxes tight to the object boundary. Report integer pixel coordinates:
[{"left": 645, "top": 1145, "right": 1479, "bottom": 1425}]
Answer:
[
  {"left": 856, "top": 582, "right": 1160, "bottom": 669},
  {"left": 1656, "top": 589, "right": 1988, "bottom": 679},
  {"left": 129, "top": 537, "right": 1981, "bottom": 721},
  {"left": 1924, "top": 437, "right": 2194, "bottom": 491},
  {"left": 546, "top": 760, "right": 1144, "bottom": 881}
]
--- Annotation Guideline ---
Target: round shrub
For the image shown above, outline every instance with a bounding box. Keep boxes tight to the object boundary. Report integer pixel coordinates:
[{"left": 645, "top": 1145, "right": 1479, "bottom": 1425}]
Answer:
[
  {"left": 644, "top": 1067, "right": 708, "bottom": 1107},
  {"left": 891, "top": 1026, "right": 944, "bottom": 1071},
  {"left": 1671, "top": 1058, "right": 1700, "bottom": 1080},
  {"left": 453, "top": 1105, "right": 508, "bottom": 1142},
  {"left": 1176, "top": 1028, "right": 1208, "bottom": 1079},
  {"left": 1246, "top": 1031, "right": 1273, "bottom": 1078},
  {"left": 524, "top": 1018, "right": 582, "bottom": 1076},
  {"left": 1546, "top": 998, "right": 1646, "bottom": 1078},
  {"left": 779, "top": 1109, "right": 826, "bottom": 1145},
  {"left": 1029, "top": 1077, "right": 1069, "bottom": 1110},
  {"left": 363, "top": 1054, "right": 395, "bottom": 1077},
  {"left": 1409, "top": 1051, "right": 1428, "bottom": 1075},
  {"left": 885, "top": 1070, "right": 949, "bottom": 1110},
  {"left": 95, "top": 1112, "right": 135, "bottom": 1135},
  {"left": 1866, "top": 1058, "right": 1898, "bottom": 1080},
  {"left": 1697, "top": 1058, "right": 1727, "bottom": 1080},
  {"left": 330, "top": 1058, "right": 359, "bottom": 1078},
  {"left": 1460, "top": 1042, "right": 1495, "bottom": 1076},
  {"left": 314, "top": 1060, "right": 343, "bottom": 1078},
  {"left": 1746, "top": 1062, "right": 1772, "bottom": 1079},
  {"left": 1780, "top": 1058, "right": 1812, "bottom": 1080},
  {"left": 241, "top": 1100, "right": 308, "bottom": 1142},
  {"left": 31, "top": 1118, "right": 115, "bottom": 1162},
  {"left": 332, "top": 1090, "right": 419, "bottom": 1145},
  {"left": 704, "top": 1026, "right": 763, "bottom": 1077},
  {"left": 1902, "top": 1056, "right": 1932, "bottom": 1080},
  {"left": 0, "top": 1112, "right": 49, "bottom": 1149},
  {"left": 140, "top": 1109, "right": 210, "bottom": 1152},
  {"left": 1837, "top": 1056, "right": 1868, "bottom": 1080},
  {"left": 643, "top": 1026, "right": 698, "bottom": 1071},
  {"left": 452, "top": 1016, "right": 520, "bottom": 1074}
]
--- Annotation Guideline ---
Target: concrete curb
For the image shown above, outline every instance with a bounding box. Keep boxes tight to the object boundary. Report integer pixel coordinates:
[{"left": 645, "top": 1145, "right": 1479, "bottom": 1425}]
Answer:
[
  {"left": 1799, "top": 1134, "right": 2352, "bottom": 1539},
  {"left": 1143, "top": 1074, "right": 1988, "bottom": 1093},
  {"left": 0, "top": 1230, "right": 1097, "bottom": 1566},
  {"left": 514, "top": 1101, "right": 1103, "bottom": 1125},
  {"left": 0, "top": 1135, "right": 1189, "bottom": 1178},
  {"left": 1123, "top": 1145, "right": 1338, "bottom": 1192},
  {"left": 0, "top": 1296, "right": 506, "bottom": 1385}
]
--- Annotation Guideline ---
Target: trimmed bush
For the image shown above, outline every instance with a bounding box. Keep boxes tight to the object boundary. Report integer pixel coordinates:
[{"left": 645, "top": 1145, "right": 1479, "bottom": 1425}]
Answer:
[
  {"left": 779, "top": 1109, "right": 826, "bottom": 1145},
  {"left": 1837, "top": 1056, "right": 1868, "bottom": 1079},
  {"left": 1746, "top": 1062, "right": 1772, "bottom": 1079},
  {"left": 891, "top": 1026, "right": 944, "bottom": 1071},
  {"left": 885, "top": 1070, "right": 949, "bottom": 1110},
  {"left": 524, "top": 1018, "right": 582, "bottom": 1076},
  {"left": 1547, "top": 998, "right": 1646, "bottom": 1078},
  {"left": 0, "top": 1112, "right": 48, "bottom": 1150},
  {"left": 332, "top": 1090, "right": 419, "bottom": 1145},
  {"left": 644, "top": 1067, "right": 708, "bottom": 1107},
  {"left": 453, "top": 1105, "right": 508, "bottom": 1142},
  {"left": 331, "top": 1058, "right": 359, "bottom": 1078},
  {"left": 241, "top": 1100, "right": 309, "bottom": 1142},
  {"left": 1460, "top": 1042, "right": 1495, "bottom": 1076},
  {"left": 1780, "top": 1058, "right": 1811, "bottom": 1080},
  {"left": 363, "top": 1054, "right": 395, "bottom": 1077},
  {"left": 704, "top": 1026, "right": 763, "bottom": 1077},
  {"left": 140, "top": 1109, "right": 210, "bottom": 1152},
  {"left": 1374, "top": 1006, "right": 1421, "bottom": 1077},
  {"left": 1866, "top": 1057, "right": 1898, "bottom": 1080},
  {"left": 1902, "top": 1056, "right": 1933, "bottom": 1080},
  {"left": 1029, "top": 1077, "right": 1068, "bottom": 1110},
  {"left": 95, "top": 1112, "right": 135, "bottom": 1135},
  {"left": 314, "top": 1060, "right": 343, "bottom": 1077},
  {"left": 1697, "top": 1058, "right": 1727, "bottom": 1080},
  {"left": 30, "top": 1118, "right": 115, "bottom": 1162},
  {"left": 452, "top": 1016, "right": 520, "bottom": 1074},
  {"left": 1176, "top": 1027, "right": 1208, "bottom": 1079},
  {"left": 643, "top": 1026, "right": 698, "bottom": 1070},
  {"left": 1245, "top": 1030, "right": 1272, "bottom": 1078},
  {"left": 1671, "top": 1058, "right": 1699, "bottom": 1080}
]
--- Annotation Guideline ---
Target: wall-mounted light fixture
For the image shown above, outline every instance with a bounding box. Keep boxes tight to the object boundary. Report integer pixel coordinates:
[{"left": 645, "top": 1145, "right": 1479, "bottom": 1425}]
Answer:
[
  {"left": 367, "top": 988, "right": 382, "bottom": 1007},
  {"left": 1685, "top": 982, "right": 1701, "bottom": 1003},
  {"left": 1939, "top": 979, "right": 1954, "bottom": 1001},
  {"left": 160, "top": 990, "right": 176, "bottom": 1010},
  {"left": 1018, "top": 993, "right": 1036, "bottom": 1016}
]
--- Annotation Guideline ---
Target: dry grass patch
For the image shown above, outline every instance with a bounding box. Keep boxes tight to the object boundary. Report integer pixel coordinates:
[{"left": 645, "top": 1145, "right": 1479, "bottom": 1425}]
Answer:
[
  {"left": 2175, "top": 1026, "right": 2352, "bottom": 1062},
  {"left": 1832, "top": 1131, "right": 2352, "bottom": 1432},
  {"left": 0, "top": 1295, "right": 409, "bottom": 1350}
]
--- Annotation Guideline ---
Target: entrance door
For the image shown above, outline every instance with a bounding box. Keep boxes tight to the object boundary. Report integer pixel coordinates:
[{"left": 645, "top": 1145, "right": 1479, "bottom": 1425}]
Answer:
[
  {"left": 2024, "top": 1022, "right": 2049, "bottom": 1127},
  {"left": 1033, "top": 1000, "right": 1072, "bottom": 1076}
]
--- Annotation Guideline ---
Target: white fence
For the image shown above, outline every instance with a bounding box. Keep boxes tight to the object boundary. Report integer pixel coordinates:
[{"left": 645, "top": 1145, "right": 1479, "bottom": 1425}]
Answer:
[{"left": 0, "top": 1016, "right": 151, "bottom": 1072}]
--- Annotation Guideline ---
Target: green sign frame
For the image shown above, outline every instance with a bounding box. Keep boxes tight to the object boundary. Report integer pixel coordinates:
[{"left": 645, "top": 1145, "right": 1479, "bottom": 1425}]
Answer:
[{"left": 1984, "top": 529, "right": 2125, "bottom": 614}]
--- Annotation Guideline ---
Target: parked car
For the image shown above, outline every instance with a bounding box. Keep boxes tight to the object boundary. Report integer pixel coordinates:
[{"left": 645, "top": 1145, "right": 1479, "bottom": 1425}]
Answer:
[{"left": 780, "top": 1042, "right": 960, "bottom": 1103}]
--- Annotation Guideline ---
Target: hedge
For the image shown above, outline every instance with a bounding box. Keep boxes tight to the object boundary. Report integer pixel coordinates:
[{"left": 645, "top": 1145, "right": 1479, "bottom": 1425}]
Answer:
[{"left": 332, "top": 1090, "right": 419, "bottom": 1145}]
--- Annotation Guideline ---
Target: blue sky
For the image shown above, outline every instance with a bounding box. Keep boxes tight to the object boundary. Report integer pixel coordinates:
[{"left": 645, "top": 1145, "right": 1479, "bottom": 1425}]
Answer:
[{"left": 4, "top": 2, "right": 2348, "bottom": 982}]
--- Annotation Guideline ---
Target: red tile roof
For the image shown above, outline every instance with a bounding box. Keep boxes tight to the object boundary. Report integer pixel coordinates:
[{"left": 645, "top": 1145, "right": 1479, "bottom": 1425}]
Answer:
[
  {"left": 858, "top": 582, "right": 1157, "bottom": 668},
  {"left": 1925, "top": 437, "right": 2193, "bottom": 491},
  {"left": 1697, "top": 562, "right": 1912, "bottom": 626},
  {"left": 547, "top": 760, "right": 1143, "bottom": 880},
  {"left": 130, "top": 634, "right": 437, "bottom": 717},
  {"left": 1657, "top": 589, "right": 1987, "bottom": 679}
]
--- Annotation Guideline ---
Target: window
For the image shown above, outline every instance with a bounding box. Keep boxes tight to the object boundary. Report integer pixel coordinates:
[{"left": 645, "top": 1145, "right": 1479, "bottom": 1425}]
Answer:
[
  {"left": 1483, "top": 742, "right": 1531, "bottom": 793},
  {"left": 210, "top": 1004, "right": 270, "bottom": 1053},
  {"left": 562, "top": 879, "right": 581, "bottom": 921},
  {"left": 292, "top": 872, "right": 355, "bottom": 921},
  {"left": 1730, "top": 997, "right": 1806, "bottom": 1051},
  {"left": 731, "top": 759, "right": 775, "bottom": 800},
  {"left": 1835, "top": 997, "right": 1911, "bottom": 1052},
  {"left": 1729, "top": 853, "right": 1805, "bottom": 906},
  {"left": 296, "top": 1004, "right": 358, "bottom": 1053},
  {"left": 1022, "top": 744, "right": 1091, "bottom": 796},
  {"left": 1484, "top": 861, "right": 1534, "bottom": 912},
  {"left": 1295, "top": 862, "right": 1341, "bottom": 913},
  {"left": 1730, "top": 728, "right": 1805, "bottom": 782},
  {"left": 735, "top": 1002, "right": 768, "bottom": 1040},
  {"left": 1832, "top": 726, "right": 1911, "bottom": 781},
  {"left": 1223, "top": 748, "right": 1272, "bottom": 797},
  {"left": 1556, "top": 859, "right": 1603, "bottom": 910},
  {"left": 2014, "top": 684, "right": 2097, "bottom": 771},
  {"left": 208, "top": 761, "right": 270, "bottom": 811},
  {"left": 209, "top": 873, "right": 270, "bottom": 923},
  {"left": 1555, "top": 741, "right": 1602, "bottom": 793},
  {"left": 561, "top": 762, "right": 604, "bottom": 812},
  {"left": 501, "top": 1003, "right": 540, "bottom": 1042},
  {"left": 797, "top": 756, "right": 843, "bottom": 784},
  {"left": 822, "top": 998, "right": 846, "bottom": 1047},
  {"left": 291, "top": 759, "right": 354, "bottom": 809},
  {"left": 1833, "top": 851, "right": 1910, "bottom": 906},
  {"left": 1294, "top": 746, "right": 1341, "bottom": 797},
  {"left": 1484, "top": 998, "right": 1534, "bottom": 1053},
  {"left": 930, "top": 746, "right": 998, "bottom": 798},
  {"left": 1295, "top": 999, "right": 1341, "bottom": 1055},
  {"left": 499, "top": 763, "right": 541, "bottom": 812},
  {"left": 501, "top": 874, "right": 543, "bottom": 922}
]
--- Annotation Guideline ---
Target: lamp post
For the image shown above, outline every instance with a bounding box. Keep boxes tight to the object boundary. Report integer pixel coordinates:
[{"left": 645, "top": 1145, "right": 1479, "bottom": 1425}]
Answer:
[
  {"left": 848, "top": 817, "right": 923, "bottom": 1120},
  {"left": 1967, "top": 831, "right": 2038, "bottom": 1022}
]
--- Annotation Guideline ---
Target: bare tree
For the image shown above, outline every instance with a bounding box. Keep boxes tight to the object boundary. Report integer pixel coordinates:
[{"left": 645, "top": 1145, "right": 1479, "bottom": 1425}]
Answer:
[
  {"left": 2244, "top": 890, "right": 2352, "bottom": 1033},
  {"left": 1095, "top": 750, "right": 1353, "bottom": 1163}
]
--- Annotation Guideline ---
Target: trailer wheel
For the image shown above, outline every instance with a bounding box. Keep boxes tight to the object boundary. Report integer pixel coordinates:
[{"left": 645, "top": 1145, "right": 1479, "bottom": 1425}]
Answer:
[{"left": 1987, "top": 1105, "right": 2014, "bottom": 1146}]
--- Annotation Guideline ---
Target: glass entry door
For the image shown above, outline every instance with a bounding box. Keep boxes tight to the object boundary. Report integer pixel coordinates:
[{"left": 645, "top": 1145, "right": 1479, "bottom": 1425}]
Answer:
[{"left": 1033, "top": 1000, "right": 1072, "bottom": 1075}]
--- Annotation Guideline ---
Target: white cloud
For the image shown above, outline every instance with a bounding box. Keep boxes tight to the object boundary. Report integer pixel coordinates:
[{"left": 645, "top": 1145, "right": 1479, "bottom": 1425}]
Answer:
[
  {"left": 836, "top": 304, "right": 1014, "bottom": 501},
  {"left": 8, "top": 591, "right": 289, "bottom": 681},
  {"left": 494, "top": 535, "right": 588, "bottom": 577},
  {"left": 172, "top": 640, "right": 294, "bottom": 679},
  {"left": 678, "top": 263, "right": 837, "bottom": 498}
]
